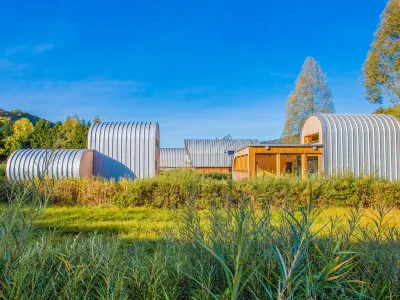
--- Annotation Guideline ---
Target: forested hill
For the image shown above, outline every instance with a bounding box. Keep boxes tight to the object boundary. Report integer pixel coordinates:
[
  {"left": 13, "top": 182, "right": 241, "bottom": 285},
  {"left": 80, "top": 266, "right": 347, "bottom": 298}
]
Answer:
[{"left": 0, "top": 108, "right": 50, "bottom": 125}]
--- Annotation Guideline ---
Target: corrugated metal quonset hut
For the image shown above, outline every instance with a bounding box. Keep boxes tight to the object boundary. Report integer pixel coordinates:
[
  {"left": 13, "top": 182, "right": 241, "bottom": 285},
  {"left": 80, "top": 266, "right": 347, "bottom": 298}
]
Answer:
[
  {"left": 160, "top": 148, "right": 190, "bottom": 170},
  {"left": 301, "top": 114, "right": 400, "bottom": 180},
  {"left": 6, "top": 149, "right": 94, "bottom": 181},
  {"left": 88, "top": 122, "right": 160, "bottom": 180},
  {"left": 185, "top": 139, "right": 259, "bottom": 173}
]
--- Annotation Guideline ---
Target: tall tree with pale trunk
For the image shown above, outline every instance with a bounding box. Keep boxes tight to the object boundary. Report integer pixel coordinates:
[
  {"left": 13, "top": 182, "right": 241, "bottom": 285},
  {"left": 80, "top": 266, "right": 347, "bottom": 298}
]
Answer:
[
  {"left": 362, "top": 0, "right": 400, "bottom": 105},
  {"left": 282, "top": 57, "right": 335, "bottom": 144}
]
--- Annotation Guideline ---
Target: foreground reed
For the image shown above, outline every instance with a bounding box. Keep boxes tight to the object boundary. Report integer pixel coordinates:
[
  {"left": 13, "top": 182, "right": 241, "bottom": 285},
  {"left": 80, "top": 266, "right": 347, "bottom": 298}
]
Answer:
[{"left": 0, "top": 177, "right": 399, "bottom": 299}]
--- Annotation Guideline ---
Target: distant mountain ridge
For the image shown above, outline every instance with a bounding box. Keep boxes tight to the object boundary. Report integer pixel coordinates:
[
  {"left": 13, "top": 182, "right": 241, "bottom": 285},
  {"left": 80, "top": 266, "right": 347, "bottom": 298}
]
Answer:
[
  {"left": 0, "top": 108, "right": 50, "bottom": 125},
  {"left": 260, "top": 138, "right": 282, "bottom": 145}
]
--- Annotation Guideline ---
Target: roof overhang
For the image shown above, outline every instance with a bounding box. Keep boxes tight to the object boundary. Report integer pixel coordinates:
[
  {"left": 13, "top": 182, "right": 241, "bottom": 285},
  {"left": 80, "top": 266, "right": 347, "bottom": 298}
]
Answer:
[{"left": 235, "top": 144, "right": 323, "bottom": 153}]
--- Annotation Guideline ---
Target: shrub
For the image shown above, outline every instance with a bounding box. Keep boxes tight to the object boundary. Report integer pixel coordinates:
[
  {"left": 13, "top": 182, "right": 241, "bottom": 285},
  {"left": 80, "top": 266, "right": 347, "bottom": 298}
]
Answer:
[
  {"left": 43, "top": 170, "right": 400, "bottom": 208},
  {"left": 115, "top": 169, "right": 230, "bottom": 208},
  {"left": 0, "top": 163, "right": 9, "bottom": 202},
  {"left": 201, "top": 172, "right": 231, "bottom": 180},
  {"left": 50, "top": 177, "right": 122, "bottom": 206},
  {"left": 0, "top": 163, "right": 5, "bottom": 180}
]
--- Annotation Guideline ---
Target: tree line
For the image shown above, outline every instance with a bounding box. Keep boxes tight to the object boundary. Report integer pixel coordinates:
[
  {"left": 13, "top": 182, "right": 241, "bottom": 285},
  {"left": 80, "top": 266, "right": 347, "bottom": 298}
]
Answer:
[
  {"left": 281, "top": 0, "right": 399, "bottom": 143},
  {"left": 0, "top": 115, "right": 99, "bottom": 162}
]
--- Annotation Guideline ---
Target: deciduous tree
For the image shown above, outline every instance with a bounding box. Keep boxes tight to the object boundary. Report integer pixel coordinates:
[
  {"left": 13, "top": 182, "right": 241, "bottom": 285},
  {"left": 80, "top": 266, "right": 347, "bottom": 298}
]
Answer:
[
  {"left": 4, "top": 118, "right": 34, "bottom": 154},
  {"left": 362, "top": 0, "right": 400, "bottom": 104},
  {"left": 0, "top": 117, "right": 13, "bottom": 158},
  {"left": 57, "top": 115, "right": 89, "bottom": 149}
]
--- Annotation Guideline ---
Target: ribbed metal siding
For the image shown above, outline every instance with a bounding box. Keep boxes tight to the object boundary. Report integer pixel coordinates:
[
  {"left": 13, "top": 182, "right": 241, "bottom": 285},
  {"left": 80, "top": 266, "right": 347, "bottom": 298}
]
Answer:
[
  {"left": 88, "top": 122, "right": 160, "bottom": 180},
  {"left": 6, "top": 149, "right": 86, "bottom": 181},
  {"left": 185, "top": 139, "right": 259, "bottom": 168},
  {"left": 315, "top": 114, "right": 400, "bottom": 180},
  {"left": 160, "top": 148, "right": 190, "bottom": 169}
]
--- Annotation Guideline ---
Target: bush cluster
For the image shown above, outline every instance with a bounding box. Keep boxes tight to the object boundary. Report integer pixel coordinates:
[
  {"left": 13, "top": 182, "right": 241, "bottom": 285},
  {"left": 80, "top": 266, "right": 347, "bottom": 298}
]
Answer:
[
  {"left": 0, "top": 163, "right": 5, "bottom": 179},
  {"left": 50, "top": 177, "right": 122, "bottom": 206},
  {"left": 0, "top": 163, "right": 8, "bottom": 202},
  {"left": 234, "top": 175, "right": 400, "bottom": 207},
  {"left": 47, "top": 170, "right": 400, "bottom": 208}
]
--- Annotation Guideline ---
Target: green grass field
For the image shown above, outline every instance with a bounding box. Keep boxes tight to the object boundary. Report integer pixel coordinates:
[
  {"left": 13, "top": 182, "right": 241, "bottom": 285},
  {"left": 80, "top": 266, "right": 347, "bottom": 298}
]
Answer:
[{"left": 2, "top": 203, "right": 399, "bottom": 241}]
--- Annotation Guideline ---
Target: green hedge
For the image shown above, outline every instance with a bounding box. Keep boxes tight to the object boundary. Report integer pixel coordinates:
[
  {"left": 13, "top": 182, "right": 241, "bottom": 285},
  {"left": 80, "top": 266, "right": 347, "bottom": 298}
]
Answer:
[
  {"left": 44, "top": 170, "right": 400, "bottom": 208},
  {"left": 0, "top": 163, "right": 8, "bottom": 202},
  {"left": 0, "top": 163, "right": 5, "bottom": 179},
  {"left": 234, "top": 175, "right": 400, "bottom": 207}
]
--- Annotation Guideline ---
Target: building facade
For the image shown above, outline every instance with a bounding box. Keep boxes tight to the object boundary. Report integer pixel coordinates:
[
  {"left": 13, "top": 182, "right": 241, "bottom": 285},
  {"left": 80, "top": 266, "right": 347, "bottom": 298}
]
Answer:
[
  {"left": 232, "top": 144, "right": 323, "bottom": 180},
  {"left": 185, "top": 139, "right": 259, "bottom": 173},
  {"left": 301, "top": 114, "right": 400, "bottom": 180},
  {"left": 160, "top": 148, "right": 190, "bottom": 170},
  {"left": 88, "top": 122, "right": 160, "bottom": 180},
  {"left": 233, "top": 113, "right": 400, "bottom": 181},
  {"left": 6, "top": 149, "right": 93, "bottom": 181}
]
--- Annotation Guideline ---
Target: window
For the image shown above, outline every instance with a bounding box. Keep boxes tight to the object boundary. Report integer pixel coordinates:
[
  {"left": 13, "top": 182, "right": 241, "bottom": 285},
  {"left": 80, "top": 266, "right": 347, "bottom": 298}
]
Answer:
[
  {"left": 280, "top": 155, "right": 302, "bottom": 176},
  {"left": 304, "top": 133, "right": 319, "bottom": 144},
  {"left": 307, "top": 156, "right": 319, "bottom": 179},
  {"left": 255, "top": 154, "right": 277, "bottom": 176}
]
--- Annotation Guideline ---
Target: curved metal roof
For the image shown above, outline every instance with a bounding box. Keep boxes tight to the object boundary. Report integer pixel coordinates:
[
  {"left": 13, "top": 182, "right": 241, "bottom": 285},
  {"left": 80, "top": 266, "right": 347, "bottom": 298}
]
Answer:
[
  {"left": 160, "top": 148, "right": 190, "bottom": 169},
  {"left": 6, "top": 149, "right": 87, "bottom": 181},
  {"left": 88, "top": 122, "right": 160, "bottom": 180},
  {"left": 185, "top": 139, "right": 259, "bottom": 168},
  {"left": 313, "top": 113, "right": 400, "bottom": 180}
]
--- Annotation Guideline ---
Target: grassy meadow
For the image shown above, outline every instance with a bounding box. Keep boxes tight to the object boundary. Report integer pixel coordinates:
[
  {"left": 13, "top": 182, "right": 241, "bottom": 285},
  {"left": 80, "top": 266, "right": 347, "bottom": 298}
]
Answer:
[
  {"left": 1, "top": 204, "right": 399, "bottom": 242},
  {"left": 1, "top": 170, "right": 400, "bottom": 298}
]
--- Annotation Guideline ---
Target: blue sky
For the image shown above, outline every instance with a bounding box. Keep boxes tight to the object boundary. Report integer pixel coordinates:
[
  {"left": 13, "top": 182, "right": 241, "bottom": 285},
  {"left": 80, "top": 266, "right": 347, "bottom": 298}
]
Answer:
[{"left": 0, "top": 0, "right": 388, "bottom": 147}]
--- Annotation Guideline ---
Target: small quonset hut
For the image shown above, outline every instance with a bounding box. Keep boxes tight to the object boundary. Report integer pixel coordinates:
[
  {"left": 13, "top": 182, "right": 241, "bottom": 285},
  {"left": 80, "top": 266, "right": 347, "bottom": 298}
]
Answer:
[
  {"left": 233, "top": 113, "right": 400, "bottom": 181},
  {"left": 185, "top": 139, "right": 259, "bottom": 173},
  {"left": 301, "top": 113, "right": 400, "bottom": 180},
  {"left": 160, "top": 148, "right": 190, "bottom": 170},
  {"left": 6, "top": 149, "right": 93, "bottom": 181},
  {"left": 88, "top": 122, "right": 160, "bottom": 180}
]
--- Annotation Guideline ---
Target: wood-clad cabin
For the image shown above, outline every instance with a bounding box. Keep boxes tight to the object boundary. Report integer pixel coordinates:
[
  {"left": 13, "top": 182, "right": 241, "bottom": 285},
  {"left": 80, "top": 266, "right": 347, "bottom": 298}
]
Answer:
[{"left": 232, "top": 144, "right": 323, "bottom": 180}]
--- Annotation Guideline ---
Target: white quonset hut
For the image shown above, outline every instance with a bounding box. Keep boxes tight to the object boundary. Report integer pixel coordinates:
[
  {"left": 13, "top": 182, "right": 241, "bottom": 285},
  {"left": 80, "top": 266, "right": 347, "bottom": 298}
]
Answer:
[
  {"left": 301, "top": 114, "right": 400, "bottom": 180},
  {"left": 184, "top": 139, "right": 259, "bottom": 173},
  {"left": 6, "top": 149, "right": 93, "bottom": 181},
  {"left": 88, "top": 122, "right": 160, "bottom": 180},
  {"left": 160, "top": 148, "right": 190, "bottom": 170}
]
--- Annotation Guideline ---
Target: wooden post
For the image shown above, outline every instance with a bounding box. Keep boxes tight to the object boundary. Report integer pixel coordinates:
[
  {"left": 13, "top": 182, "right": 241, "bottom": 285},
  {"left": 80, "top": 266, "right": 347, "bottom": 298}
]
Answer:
[
  {"left": 249, "top": 148, "right": 256, "bottom": 179},
  {"left": 318, "top": 154, "right": 323, "bottom": 177},
  {"left": 276, "top": 153, "right": 281, "bottom": 176},
  {"left": 301, "top": 153, "right": 307, "bottom": 180}
]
